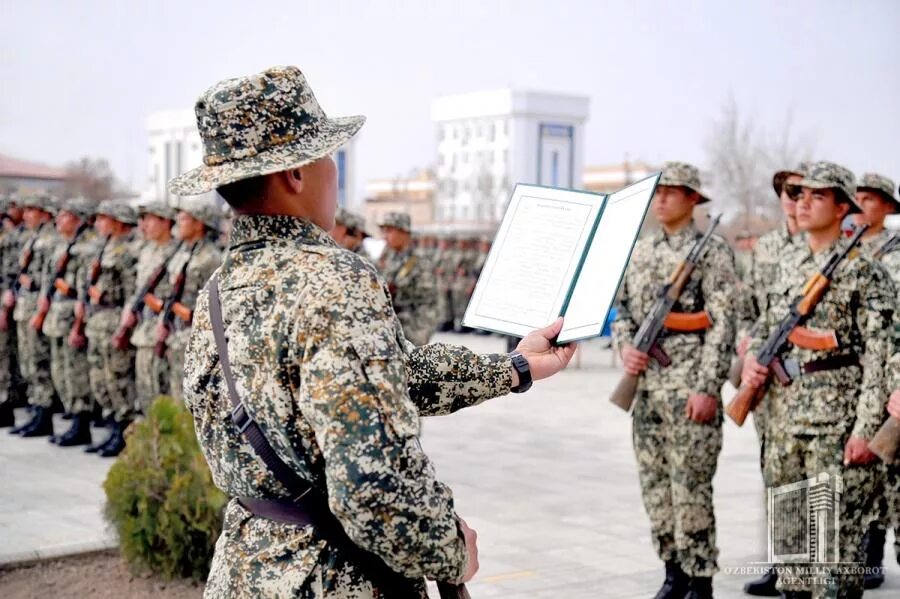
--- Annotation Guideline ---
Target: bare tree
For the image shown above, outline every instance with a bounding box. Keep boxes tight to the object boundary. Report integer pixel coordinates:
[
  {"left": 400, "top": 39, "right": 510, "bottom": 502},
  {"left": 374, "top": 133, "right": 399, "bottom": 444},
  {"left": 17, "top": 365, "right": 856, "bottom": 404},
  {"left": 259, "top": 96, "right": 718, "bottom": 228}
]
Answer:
[
  {"left": 705, "top": 97, "right": 813, "bottom": 232},
  {"left": 62, "top": 157, "right": 121, "bottom": 202}
]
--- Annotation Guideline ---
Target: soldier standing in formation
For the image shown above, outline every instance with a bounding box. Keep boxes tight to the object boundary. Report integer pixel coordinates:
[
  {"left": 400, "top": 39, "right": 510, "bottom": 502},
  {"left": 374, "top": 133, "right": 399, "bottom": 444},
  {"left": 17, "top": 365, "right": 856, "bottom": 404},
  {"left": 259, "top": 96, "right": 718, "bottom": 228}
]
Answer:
[
  {"left": 613, "top": 161, "right": 737, "bottom": 599},
  {"left": 0, "top": 196, "right": 27, "bottom": 427},
  {"left": 742, "top": 162, "right": 896, "bottom": 598},
  {"left": 330, "top": 207, "right": 371, "bottom": 260},
  {"left": 7, "top": 196, "right": 59, "bottom": 436},
  {"left": 377, "top": 211, "right": 439, "bottom": 346}
]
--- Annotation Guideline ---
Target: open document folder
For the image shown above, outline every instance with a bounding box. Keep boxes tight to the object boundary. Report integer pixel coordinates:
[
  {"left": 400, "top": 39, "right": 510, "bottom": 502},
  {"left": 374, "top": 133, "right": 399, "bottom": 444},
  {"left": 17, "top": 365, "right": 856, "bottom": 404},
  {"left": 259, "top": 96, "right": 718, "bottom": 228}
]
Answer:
[{"left": 462, "top": 173, "right": 661, "bottom": 344}]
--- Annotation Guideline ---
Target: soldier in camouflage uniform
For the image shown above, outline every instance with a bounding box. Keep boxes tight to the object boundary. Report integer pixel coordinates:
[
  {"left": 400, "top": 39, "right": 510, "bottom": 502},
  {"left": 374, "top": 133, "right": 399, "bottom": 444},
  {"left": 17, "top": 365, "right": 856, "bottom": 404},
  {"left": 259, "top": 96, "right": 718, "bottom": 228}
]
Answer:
[
  {"left": 120, "top": 202, "right": 179, "bottom": 414},
  {"left": 78, "top": 201, "right": 139, "bottom": 457},
  {"left": 613, "top": 161, "right": 737, "bottom": 599},
  {"left": 740, "top": 163, "right": 809, "bottom": 597},
  {"left": 330, "top": 207, "right": 371, "bottom": 260},
  {"left": 451, "top": 236, "right": 478, "bottom": 332},
  {"left": 169, "top": 65, "right": 575, "bottom": 599},
  {"left": 41, "top": 198, "right": 96, "bottom": 446},
  {"left": 852, "top": 173, "right": 900, "bottom": 588},
  {"left": 378, "top": 211, "right": 440, "bottom": 346},
  {"left": 0, "top": 196, "right": 27, "bottom": 427},
  {"left": 434, "top": 234, "right": 456, "bottom": 331},
  {"left": 7, "top": 195, "right": 60, "bottom": 436},
  {"left": 156, "top": 204, "right": 222, "bottom": 402},
  {"left": 743, "top": 162, "right": 896, "bottom": 599}
]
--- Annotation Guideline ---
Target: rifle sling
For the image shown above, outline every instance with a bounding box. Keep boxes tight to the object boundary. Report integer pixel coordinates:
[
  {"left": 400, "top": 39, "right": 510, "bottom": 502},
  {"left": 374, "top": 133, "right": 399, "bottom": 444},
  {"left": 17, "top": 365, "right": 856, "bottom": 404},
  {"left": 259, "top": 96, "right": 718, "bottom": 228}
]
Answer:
[{"left": 207, "top": 274, "right": 426, "bottom": 597}]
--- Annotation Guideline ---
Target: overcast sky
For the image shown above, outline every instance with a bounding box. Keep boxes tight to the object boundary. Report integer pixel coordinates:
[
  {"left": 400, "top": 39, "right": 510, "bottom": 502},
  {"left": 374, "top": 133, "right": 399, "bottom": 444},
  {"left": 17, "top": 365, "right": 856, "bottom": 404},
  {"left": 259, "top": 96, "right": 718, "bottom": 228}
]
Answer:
[{"left": 2, "top": 0, "right": 898, "bottom": 202}]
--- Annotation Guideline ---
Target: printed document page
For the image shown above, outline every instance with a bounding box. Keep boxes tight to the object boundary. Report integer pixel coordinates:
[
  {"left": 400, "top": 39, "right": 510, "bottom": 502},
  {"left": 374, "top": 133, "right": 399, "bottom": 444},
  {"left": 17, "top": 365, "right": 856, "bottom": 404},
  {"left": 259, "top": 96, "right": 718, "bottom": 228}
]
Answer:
[
  {"left": 556, "top": 174, "right": 660, "bottom": 343},
  {"left": 463, "top": 184, "right": 604, "bottom": 338}
]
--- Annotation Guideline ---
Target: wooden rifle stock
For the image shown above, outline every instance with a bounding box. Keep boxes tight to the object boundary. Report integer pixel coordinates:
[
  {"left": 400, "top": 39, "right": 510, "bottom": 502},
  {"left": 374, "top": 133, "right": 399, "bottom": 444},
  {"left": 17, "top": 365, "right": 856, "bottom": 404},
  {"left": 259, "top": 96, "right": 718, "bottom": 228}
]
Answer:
[
  {"left": 725, "top": 383, "right": 765, "bottom": 426},
  {"left": 870, "top": 417, "right": 900, "bottom": 464},
  {"left": 436, "top": 582, "right": 470, "bottom": 599},
  {"left": 728, "top": 356, "right": 744, "bottom": 389},
  {"left": 610, "top": 372, "right": 639, "bottom": 411}
]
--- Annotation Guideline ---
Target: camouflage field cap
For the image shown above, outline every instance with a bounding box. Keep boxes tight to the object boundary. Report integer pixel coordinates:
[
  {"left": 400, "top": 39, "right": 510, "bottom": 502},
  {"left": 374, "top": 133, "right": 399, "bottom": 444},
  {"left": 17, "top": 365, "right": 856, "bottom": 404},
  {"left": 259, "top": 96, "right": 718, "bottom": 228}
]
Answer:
[
  {"left": 96, "top": 200, "right": 138, "bottom": 225},
  {"left": 179, "top": 203, "right": 221, "bottom": 230},
  {"left": 657, "top": 161, "right": 710, "bottom": 204},
  {"left": 61, "top": 197, "right": 95, "bottom": 219},
  {"left": 772, "top": 162, "right": 810, "bottom": 198},
  {"left": 795, "top": 161, "right": 861, "bottom": 214},
  {"left": 168, "top": 66, "right": 365, "bottom": 197},
  {"left": 139, "top": 201, "right": 177, "bottom": 221},
  {"left": 857, "top": 173, "right": 899, "bottom": 209},
  {"left": 378, "top": 211, "right": 411, "bottom": 232},
  {"left": 343, "top": 210, "right": 369, "bottom": 237}
]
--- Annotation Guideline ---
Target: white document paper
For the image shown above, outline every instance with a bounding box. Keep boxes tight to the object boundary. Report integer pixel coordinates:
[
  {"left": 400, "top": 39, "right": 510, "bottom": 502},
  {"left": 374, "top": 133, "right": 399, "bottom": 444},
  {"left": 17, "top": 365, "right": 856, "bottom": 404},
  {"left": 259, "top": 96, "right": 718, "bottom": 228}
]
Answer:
[{"left": 462, "top": 174, "right": 659, "bottom": 342}]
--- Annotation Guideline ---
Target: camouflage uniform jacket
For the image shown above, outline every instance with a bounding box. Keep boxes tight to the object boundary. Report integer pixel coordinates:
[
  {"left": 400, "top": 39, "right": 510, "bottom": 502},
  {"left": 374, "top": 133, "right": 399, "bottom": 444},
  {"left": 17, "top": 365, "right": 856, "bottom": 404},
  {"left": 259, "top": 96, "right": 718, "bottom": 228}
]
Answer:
[
  {"left": 0, "top": 224, "right": 26, "bottom": 293},
  {"left": 747, "top": 239, "right": 895, "bottom": 439},
  {"left": 184, "top": 215, "right": 513, "bottom": 597},
  {"left": 81, "top": 235, "right": 138, "bottom": 339},
  {"left": 12, "top": 223, "right": 58, "bottom": 323},
  {"left": 128, "top": 239, "right": 181, "bottom": 347},
  {"left": 739, "top": 224, "right": 805, "bottom": 337},
  {"left": 41, "top": 230, "right": 96, "bottom": 338},
  {"left": 162, "top": 237, "right": 221, "bottom": 353},
  {"left": 859, "top": 228, "right": 895, "bottom": 261},
  {"left": 381, "top": 246, "right": 439, "bottom": 346},
  {"left": 612, "top": 221, "right": 737, "bottom": 399}
]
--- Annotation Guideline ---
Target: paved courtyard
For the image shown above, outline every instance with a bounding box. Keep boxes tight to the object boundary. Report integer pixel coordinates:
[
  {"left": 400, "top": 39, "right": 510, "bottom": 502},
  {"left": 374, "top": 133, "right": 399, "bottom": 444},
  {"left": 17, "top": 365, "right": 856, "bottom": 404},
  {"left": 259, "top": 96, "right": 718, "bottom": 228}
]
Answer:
[{"left": 1, "top": 332, "right": 899, "bottom": 598}]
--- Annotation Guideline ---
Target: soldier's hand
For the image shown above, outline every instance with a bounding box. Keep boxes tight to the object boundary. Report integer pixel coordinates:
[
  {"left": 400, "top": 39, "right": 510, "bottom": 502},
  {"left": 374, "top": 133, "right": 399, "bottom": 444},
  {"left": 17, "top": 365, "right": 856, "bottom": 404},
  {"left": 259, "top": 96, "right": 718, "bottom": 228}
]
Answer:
[
  {"left": 685, "top": 393, "right": 717, "bottom": 423},
  {"left": 37, "top": 296, "right": 50, "bottom": 313},
  {"left": 2, "top": 290, "right": 15, "bottom": 308},
  {"left": 741, "top": 354, "right": 768, "bottom": 388},
  {"left": 68, "top": 329, "right": 86, "bottom": 350},
  {"left": 74, "top": 301, "right": 85, "bottom": 320},
  {"left": 888, "top": 390, "right": 900, "bottom": 420},
  {"left": 621, "top": 344, "right": 650, "bottom": 375},
  {"left": 120, "top": 310, "right": 137, "bottom": 329},
  {"left": 458, "top": 518, "right": 479, "bottom": 583},
  {"left": 514, "top": 317, "right": 577, "bottom": 382},
  {"left": 844, "top": 436, "right": 878, "bottom": 466},
  {"left": 737, "top": 336, "right": 751, "bottom": 358}
]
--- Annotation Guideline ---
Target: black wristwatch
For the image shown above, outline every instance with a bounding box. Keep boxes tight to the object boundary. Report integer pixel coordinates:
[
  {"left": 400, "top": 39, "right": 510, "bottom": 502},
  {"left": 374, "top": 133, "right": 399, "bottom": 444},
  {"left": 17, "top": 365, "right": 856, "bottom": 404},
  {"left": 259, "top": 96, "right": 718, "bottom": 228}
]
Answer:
[{"left": 509, "top": 351, "right": 532, "bottom": 393}]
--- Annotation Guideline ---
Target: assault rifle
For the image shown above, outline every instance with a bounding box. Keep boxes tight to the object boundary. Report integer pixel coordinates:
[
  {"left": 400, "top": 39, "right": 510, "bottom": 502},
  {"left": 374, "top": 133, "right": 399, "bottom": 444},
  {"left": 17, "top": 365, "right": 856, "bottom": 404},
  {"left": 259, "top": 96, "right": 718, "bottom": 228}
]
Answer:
[
  {"left": 725, "top": 225, "right": 869, "bottom": 425},
  {"left": 609, "top": 215, "right": 721, "bottom": 411}
]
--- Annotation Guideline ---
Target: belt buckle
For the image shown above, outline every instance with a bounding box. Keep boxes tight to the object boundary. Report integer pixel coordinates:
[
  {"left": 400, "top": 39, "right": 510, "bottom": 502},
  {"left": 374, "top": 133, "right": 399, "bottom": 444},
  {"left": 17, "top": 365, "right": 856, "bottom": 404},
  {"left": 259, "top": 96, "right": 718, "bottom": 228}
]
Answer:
[{"left": 783, "top": 358, "right": 801, "bottom": 380}]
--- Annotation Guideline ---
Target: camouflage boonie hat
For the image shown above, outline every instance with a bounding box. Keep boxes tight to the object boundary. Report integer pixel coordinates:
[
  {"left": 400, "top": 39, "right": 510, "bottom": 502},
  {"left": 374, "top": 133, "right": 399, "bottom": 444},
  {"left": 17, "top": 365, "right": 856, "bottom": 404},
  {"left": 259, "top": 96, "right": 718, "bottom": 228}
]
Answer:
[
  {"left": 657, "top": 161, "right": 710, "bottom": 204},
  {"left": 772, "top": 162, "right": 810, "bottom": 198},
  {"left": 343, "top": 210, "right": 369, "bottom": 237},
  {"left": 857, "top": 173, "right": 899, "bottom": 209},
  {"left": 96, "top": 200, "right": 138, "bottom": 225},
  {"left": 139, "top": 201, "right": 177, "bottom": 221},
  {"left": 168, "top": 65, "right": 365, "bottom": 196},
  {"left": 21, "top": 193, "right": 57, "bottom": 214},
  {"left": 378, "top": 211, "right": 411, "bottom": 233},
  {"left": 179, "top": 204, "right": 221, "bottom": 230},
  {"left": 795, "top": 161, "right": 861, "bottom": 214},
  {"left": 61, "top": 197, "right": 95, "bottom": 219}
]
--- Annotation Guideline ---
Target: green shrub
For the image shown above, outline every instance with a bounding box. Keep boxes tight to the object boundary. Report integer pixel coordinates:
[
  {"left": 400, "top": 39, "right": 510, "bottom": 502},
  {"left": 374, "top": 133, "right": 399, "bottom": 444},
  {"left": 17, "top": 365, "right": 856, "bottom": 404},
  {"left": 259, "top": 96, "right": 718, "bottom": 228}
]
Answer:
[{"left": 103, "top": 396, "right": 227, "bottom": 580}]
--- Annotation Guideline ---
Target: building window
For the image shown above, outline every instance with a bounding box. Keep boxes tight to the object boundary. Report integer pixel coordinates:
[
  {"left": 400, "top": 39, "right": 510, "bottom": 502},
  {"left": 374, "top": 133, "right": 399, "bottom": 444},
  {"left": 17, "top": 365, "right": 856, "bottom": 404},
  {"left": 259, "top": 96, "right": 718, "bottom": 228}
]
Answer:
[{"left": 336, "top": 149, "right": 347, "bottom": 207}]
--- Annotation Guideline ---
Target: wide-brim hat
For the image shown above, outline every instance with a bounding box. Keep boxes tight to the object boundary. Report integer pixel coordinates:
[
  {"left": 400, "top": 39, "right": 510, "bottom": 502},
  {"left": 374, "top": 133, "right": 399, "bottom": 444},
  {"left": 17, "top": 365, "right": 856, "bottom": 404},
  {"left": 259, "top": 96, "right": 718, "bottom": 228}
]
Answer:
[
  {"left": 857, "top": 172, "right": 899, "bottom": 211},
  {"left": 793, "top": 161, "right": 861, "bottom": 214},
  {"left": 378, "top": 211, "right": 411, "bottom": 233},
  {"left": 168, "top": 65, "right": 365, "bottom": 197},
  {"left": 139, "top": 201, "right": 177, "bottom": 222},
  {"left": 61, "top": 197, "right": 95, "bottom": 219},
  {"left": 178, "top": 204, "right": 221, "bottom": 231},
  {"left": 657, "top": 161, "right": 710, "bottom": 204},
  {"left": 96, "top": 200, "right": 138, "bottom": 225},
  {"left": 772, "top": 162, "right": 810, "bottom": 198}
]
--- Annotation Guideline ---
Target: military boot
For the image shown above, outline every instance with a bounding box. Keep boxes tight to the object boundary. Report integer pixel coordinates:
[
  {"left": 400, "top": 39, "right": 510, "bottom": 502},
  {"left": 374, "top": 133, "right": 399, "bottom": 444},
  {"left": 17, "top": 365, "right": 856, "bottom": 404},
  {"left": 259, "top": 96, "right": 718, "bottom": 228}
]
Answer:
[
  {"left": 99, "top": 420, "right": 128, "bottom": 457},
  {"left": 684, "top": 576, "right": 713, "bottom": 599},
  {"left": 862, "top": 523, "right": 886, "bottom": 589},
  {"left": 57, "top": 412, "right": 93, "bottom": 447},
  {"left": 20, "top": 406, "right": 54, "bottom": 437},
  {"left": 84, "top": 423, "right": 114, "bottom": 453},
  {"left": 0, "top": 401, "right": 14, "bottom": 428},
  {"left": 779, "top": 592, "right": 811, "bottom": 599},
  {"left": 743, "top": 567, "right": 779, "bottom": 596},
  {"left": 654, "top": 560, "right": 689, "bottom": 599}
]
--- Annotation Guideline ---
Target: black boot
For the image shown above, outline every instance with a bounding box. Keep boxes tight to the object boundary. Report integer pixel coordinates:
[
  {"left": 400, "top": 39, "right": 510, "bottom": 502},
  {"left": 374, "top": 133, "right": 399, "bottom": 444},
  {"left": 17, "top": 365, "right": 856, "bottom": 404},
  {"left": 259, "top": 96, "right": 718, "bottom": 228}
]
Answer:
[
  {"left": 743, "top": 566, "right": 779, "bottom": 596},
  {"left": 0, "top": 401, "right": 14, "bottom": 428},
  {"left": 84, "top": 423, "right": 114, "bottom": 453},
  {"left": 779, "top": 592, "right": 811, "bottom": 599},
  {"left": 862, "top": 524, "right": 886, "bottom": 589},
  {"left": 99, "top": 421, "right": 128, "bottom": 457},
  {"left": 61, "top": 411, "right": 73, "bottom": 420},
  {"left": 57, "top": 412, "right": 93, "bottom": 447},
  {"left": 654, "top": 560, "right": 689, "bottom": 599},
  {"left": 684, "top": 576, "right": 713, "bottom": 599},
  {"left": 91, "top": 402, "right": 106, "bottom": 427},
  {"left": 20, "top": 406, "right": 54, "bottom": 437}
]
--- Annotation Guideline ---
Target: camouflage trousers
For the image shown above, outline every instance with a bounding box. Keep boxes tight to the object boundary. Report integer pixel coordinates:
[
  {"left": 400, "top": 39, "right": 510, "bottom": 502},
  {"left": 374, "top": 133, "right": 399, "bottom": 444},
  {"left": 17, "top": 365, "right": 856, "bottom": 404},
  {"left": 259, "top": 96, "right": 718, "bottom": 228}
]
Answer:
[
  {"left": 49, "top": 336, "right": 91, "bottom": 414},
  {"left": 632, "top": 387, "right": 723, "bottom": 577},
  {"left": 866, "top": 461, "right": 900, "bottom": 558},
  {"left": 0, "top": 326, "right": 25, "bottom": 407},
  {"left": 134, "top": 346, "right": 169, "bottom": 414},
  {"left": 16, "top": 319, "right": 56, "bottom": 409},
  {"left": 763, "top": 431, "right": 876, "bottom": 599},
  {"left": 87, "top": 337, "right": 135, "bottom": 423},
  {"left": 166, "top": 329, "right": 189, "bottom": 402}
]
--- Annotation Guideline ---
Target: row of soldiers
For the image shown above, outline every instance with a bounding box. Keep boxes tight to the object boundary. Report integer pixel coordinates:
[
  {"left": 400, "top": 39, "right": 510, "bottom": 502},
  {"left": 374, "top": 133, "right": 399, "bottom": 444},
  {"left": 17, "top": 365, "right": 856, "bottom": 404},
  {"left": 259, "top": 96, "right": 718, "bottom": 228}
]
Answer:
[
  {"left": 612, "top": 160, "right": 900, "bottom": 599},
  {"left": 0, "top": 194, "right": 222, "bottom": 457},
  {"left": 330, "top": 207, "right": 492, "bottom": 345}
]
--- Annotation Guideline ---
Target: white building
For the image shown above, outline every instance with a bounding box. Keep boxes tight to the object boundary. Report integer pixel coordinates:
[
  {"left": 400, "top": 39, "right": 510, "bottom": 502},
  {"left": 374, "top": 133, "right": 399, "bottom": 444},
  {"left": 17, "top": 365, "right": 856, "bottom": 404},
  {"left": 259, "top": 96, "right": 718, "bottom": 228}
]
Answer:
[
  {"left": 143, "top": 109, "right": 359, "bottom": 208},
  {"left": 431, "top": 89, "right": 589, "bottom": 224}
]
